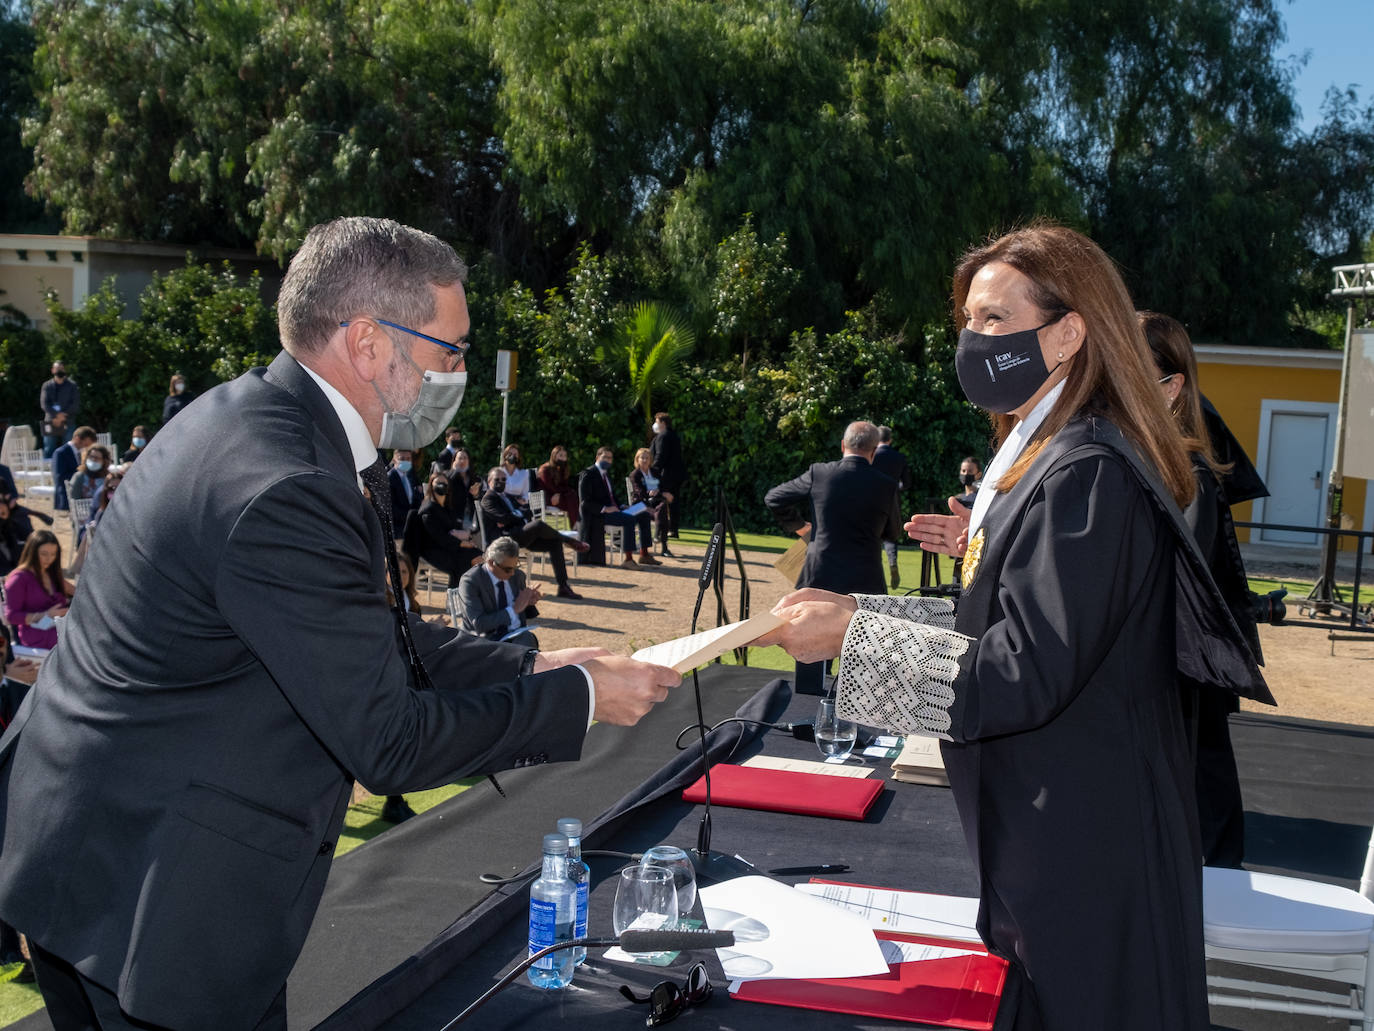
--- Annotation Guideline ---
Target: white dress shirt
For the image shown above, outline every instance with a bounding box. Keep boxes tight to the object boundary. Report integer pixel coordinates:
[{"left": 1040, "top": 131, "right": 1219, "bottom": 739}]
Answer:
[
  {"left": 968, "top": 380, "right": 1066, "bottom": 542},
  {"left": 483, "top": 563, "right": 523, "bottom": 631}
]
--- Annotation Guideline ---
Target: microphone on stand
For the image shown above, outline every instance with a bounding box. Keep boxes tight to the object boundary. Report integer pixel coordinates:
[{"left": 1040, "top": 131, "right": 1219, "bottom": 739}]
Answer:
[
  {"left": 441, "top": 928, "right": 737, "bottom": 1027},
  {"left": 688, "top": 523, "right": 754, "bottom": 883}
]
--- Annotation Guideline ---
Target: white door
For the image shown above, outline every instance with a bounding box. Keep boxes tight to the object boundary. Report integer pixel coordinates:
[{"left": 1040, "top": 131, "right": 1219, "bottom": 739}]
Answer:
[{"left": 1256, "top": 406, "right": 1333, "bottom": 545}]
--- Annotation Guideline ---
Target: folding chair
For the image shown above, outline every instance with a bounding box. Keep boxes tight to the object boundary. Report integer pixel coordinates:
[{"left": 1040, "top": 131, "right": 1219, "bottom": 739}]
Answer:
[
  {"left": 528, "top": 490, "right": 577, "bottom": 578},
  {"left": 1205, "top": 840, "right": 1374, "bottom": 1028}
]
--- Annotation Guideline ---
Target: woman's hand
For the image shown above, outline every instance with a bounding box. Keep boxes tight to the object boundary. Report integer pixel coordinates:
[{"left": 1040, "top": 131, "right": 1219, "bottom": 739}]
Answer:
[
  {"left": 906, "top": 498, "right": 972, "bottom": 556},
  {"left": 752, "top": 590, "right": 857, "bottom": 664},
  {"left": 450, "top": 528, "right": 470, "bottom": 540}
]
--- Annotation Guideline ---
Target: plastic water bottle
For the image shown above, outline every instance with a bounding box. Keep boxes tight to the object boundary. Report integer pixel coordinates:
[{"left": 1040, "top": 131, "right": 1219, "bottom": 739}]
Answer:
[
  {"left": 557, "top": 817, "right": 591, "bottom": 966},
  {"left": 527, "top": 833, "right": 576, "bottom": 989}
]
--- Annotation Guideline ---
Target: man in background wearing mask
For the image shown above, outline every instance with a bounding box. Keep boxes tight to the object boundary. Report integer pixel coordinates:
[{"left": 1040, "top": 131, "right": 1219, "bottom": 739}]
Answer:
[
  {"left": 386, "top": 447, "right": 422, "bottom": 537},
  {"left": 120, "top": 426, "right": 151, "bottom": 464},
  {"left": 431, "top": 426, "right": 463, "bottom": 474},
  {"left": 39, "top": 361, "right": 80, "bottom": 458},
  {"left": 0, "top": 217, "right": 680, "bottom": 1031}
]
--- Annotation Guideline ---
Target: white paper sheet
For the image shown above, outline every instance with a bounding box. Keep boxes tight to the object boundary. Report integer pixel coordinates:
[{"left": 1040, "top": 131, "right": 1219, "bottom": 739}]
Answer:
[
  {"left": 630, "top": 613, "right": 782, "bottom": 674},
  {"left": 742, "top": 755, "right": 873, "bottom": 779},
  {"left": 795, "top": 882, "right": 982, "bottom": 942},
  {"left": 699, "top": 875, "right": 889, "bottom": 982}
]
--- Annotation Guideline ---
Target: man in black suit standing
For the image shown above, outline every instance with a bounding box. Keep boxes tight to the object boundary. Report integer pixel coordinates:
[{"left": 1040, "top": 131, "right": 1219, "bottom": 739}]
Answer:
[
  {"left": 871, "top": 425, "right": 911, "bottom": 589},
  {"left": 0, "top": 216, "right": 678, "bottom": 1031},
  {"left": 648, "top": 412, "right": 686, "bottom": 538},
  {"left": 386, "top": 447, "right": 422, "bottom": 538},
  {"left": 430, "top": 426, "right": 463, "bottom": 475},
  {"left": 457, "top": 536, "right": 540, "bottom": 648},
  {"left": 765, "top": 420, "right": 899, "bottom": 693}
]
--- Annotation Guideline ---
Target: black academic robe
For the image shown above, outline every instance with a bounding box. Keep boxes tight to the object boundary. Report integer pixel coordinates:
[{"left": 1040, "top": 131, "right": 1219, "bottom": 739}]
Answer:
[{"left": 942, "top": 412, "right": 1270, "bottom": 1031}]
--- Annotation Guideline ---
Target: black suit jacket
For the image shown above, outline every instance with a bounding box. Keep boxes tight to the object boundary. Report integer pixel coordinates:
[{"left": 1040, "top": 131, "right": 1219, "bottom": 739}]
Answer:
[
  {"left": 457, "top": 564, "right": 538, "bottom": 638},
  {"left": 479, "top": 488, "right": 529, "bottom": 542},
  {"left": 0, "top": 352, "right": 588, "bottom": 1029},
  {"left": 764, "top": 454, "right": 899, "bottom": 595},
  {"left": 387, "top": 465, "right": 422, "bottom": 538},
  {"left": 648, "top": 428, "right": 685, "bottom": 492}
]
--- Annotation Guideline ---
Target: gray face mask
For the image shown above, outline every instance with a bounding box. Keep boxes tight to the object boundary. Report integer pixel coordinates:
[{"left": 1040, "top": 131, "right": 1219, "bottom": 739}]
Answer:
[{"left": 375, "top": 343, "right": 468, "bottom": 451}]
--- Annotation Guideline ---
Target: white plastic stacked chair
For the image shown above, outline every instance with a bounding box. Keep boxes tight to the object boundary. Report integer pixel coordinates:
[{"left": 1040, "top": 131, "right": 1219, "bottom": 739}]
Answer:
[{"left": 1205, "top": 836, "right": 1374, "bottom": 1028}]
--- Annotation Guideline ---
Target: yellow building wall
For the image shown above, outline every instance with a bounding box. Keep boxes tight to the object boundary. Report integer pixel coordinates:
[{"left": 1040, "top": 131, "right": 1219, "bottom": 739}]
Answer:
[
  {"left": 1197, "top": 359, "right": 1366, "bottom": 548},
  {"left": 0, "top": 264, "right": 74, "bottom": 326}
]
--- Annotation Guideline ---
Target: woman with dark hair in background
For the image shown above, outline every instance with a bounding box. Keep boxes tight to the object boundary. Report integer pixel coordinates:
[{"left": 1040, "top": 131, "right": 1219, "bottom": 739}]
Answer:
[
  {"left": 162, "top": 373, "right": 192, "bottom": 422},
  {"left": 757, "top": 224, "right": 1270, "bottom": 1030},
  {"left": 444, "top": 447, "right": 482, "bottom": 527},
  {"left": 3, "top": 531, "right": 73, "bottom": 650},
  {"left": 1141, "top": 309, "right": 1260, "bottom": 869},
  {"left": 417, "top": 473, "right": 482, "bottom": 576},
  {"left": 535, "top": 445, "right": 579, "bottom": 529}
]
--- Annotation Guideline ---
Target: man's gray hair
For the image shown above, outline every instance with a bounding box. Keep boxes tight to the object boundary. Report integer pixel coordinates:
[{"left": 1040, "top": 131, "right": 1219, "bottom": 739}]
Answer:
[
  {"left": 486, "top": 536, "right": 520, "bottom": 563},
  {"left": 842, "top": 421, "right": 879, "bottom": 453},
  {"left": 278, "top": 216, "right": 468, "bottom": 356}
]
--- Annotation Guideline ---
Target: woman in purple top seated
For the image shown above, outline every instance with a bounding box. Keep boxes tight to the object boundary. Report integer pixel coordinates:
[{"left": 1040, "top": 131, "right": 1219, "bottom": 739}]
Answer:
[{"left": 3, "top": 531, "right": 72, "bottom": 649}]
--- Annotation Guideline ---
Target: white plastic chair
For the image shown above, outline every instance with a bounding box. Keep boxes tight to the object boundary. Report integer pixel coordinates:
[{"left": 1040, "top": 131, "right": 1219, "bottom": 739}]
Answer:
[
  {"left": 528, "top": 490, "right": 577, "bottom": 578},
  {"left": 1205, "top": 843, "right": 1374, "bottom": 1028}
]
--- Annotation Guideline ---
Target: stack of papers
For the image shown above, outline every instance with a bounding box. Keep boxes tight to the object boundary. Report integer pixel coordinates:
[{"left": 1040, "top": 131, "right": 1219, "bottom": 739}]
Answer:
[
  {"left": 891, "top": 734, "right": 949, "bottom": 787},
  {"left": 631, "top": 613, "right": 782, "bottom": 674}
]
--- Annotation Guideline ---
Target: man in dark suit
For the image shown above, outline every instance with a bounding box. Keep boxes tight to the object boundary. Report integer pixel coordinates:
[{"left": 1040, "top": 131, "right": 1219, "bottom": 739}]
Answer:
[
  {"left": 871, "top": 425, "right": 911, "bottom": 589},
  {"left": 49, "top": 425, "right": 96, "bottom": 513},
  {"left": 478, "top": 467, "right": 587, "bottom": 599},
  {"left": 386, "top": 447, "right": 422, "bottom": 537},
  {"left": 0, "top": 217, "right": 678, "bottom": 1031},
  {"left": 578, "top": 446, "right": 657, "bottom": 566},
  {"left": 648, "top": 412, "right": 686, "bottom": 537},
  {"left": 457, "top": 536, "right": 540, "bottom": 648},
  {"left": 765, "top": 420, "right": 899, "bottom": 693},
  {"left": 430, "top": 427, "right": 463, "bottom": 475}
]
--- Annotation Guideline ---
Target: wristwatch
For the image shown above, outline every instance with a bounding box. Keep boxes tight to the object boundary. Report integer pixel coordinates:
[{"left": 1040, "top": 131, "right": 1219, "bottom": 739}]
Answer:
[{"left": 519, "top": 648, "right": 538, "bottom": 676}]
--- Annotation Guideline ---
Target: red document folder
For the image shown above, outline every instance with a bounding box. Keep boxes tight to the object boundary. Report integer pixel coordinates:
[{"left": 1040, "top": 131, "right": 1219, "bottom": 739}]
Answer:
[
  {"left": 681, "top": 763, "right": 884, "bottom": 821},
  {"left": 729, "top": 929, "right": 1008, "bottom": 1029}
]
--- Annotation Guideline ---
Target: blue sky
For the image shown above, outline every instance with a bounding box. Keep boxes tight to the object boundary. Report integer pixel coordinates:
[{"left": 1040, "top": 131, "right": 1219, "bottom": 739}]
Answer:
[{"left": 1279, "top": 0, "right": 1372, "bottom": 131}]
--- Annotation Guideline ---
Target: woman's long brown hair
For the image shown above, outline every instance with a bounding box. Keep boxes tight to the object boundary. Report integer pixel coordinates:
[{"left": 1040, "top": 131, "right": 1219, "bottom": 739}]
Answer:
[
  {"left": 1138, "top": 310, "right": 1228, "bottom": 477},
  {"left": 953, "top": 223, "right": 1195, "bottom": 508}
]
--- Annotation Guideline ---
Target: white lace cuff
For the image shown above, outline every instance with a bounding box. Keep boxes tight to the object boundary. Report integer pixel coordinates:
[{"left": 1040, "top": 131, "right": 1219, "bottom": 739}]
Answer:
[
  {"left": 851, "top": 593, "right": 957, "bottom": 631},
  {"left": 835, "top": 609, "right": 972, "bottom": 738}
]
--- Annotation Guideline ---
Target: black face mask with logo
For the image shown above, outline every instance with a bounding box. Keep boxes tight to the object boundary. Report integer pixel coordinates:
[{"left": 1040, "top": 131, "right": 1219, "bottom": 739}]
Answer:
[{"left": 954, "top": 316, "right": 1063, "bottom": 414}]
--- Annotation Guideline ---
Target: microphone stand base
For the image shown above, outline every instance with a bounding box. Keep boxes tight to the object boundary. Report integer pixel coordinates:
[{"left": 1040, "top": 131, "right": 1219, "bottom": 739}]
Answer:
[{"left": 690, "top": 849, "right": 756, "bottom": 884}]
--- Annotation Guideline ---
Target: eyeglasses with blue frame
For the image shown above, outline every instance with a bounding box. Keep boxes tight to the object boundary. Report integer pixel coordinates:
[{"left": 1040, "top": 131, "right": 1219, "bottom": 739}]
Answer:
[{"left": 339, "top": 318, "right": 469, "bottom": 362}]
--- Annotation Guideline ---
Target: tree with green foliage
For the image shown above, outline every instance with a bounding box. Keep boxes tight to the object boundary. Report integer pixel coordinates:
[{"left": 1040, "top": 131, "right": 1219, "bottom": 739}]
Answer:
[{"left": 600, "top": 301, "right": 695, "bottom": 429}]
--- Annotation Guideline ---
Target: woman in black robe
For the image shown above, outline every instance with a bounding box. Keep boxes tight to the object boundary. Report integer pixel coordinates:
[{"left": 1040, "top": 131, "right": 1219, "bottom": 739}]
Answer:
[
  {"left": 1141, "top": 310, "right": 1263, "bottom": 868},
  {"left": 757, "top": 224, "right": 1271, "bottom": 1030},
  {"left": 416, "top": 473, "right": 482, "bottom": 577}
]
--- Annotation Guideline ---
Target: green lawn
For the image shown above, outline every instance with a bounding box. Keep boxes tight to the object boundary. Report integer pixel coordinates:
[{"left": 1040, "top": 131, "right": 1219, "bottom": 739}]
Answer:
[{"left": 1248, "top": 575, "right": 1373, "bottom": 609}]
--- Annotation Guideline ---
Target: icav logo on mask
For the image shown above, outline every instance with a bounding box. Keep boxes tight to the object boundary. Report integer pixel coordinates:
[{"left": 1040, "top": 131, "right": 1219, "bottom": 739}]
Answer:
[{"left": 993, "top": 350, "right": 1033, "bottom": 374}]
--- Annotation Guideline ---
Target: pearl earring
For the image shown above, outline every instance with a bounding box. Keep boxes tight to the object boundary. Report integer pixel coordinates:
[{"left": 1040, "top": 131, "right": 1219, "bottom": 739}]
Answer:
[{"left": 1057, "top": 352, "right": 1064, "bottom": 360}]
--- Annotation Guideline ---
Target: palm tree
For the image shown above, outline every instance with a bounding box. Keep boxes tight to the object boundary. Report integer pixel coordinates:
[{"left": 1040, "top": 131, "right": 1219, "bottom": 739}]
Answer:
[{"left": 605, "top": 301, "right": 696, "bottom": 427}]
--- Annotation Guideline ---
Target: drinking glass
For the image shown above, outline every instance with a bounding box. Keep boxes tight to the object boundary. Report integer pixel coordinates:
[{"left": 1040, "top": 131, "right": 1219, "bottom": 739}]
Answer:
[
  {"left": 640, "top": 844, "right": 697, "bottom": 918},
  {"left": 613, "top": 866, "right": 679, "bottom": 959},
  {"left": 816, "top": 697, "right": 858, "bottom": 761}
]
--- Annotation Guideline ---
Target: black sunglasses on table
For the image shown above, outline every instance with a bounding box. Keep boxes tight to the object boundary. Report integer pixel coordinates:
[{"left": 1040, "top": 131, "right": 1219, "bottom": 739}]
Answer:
[{"left": 618, "top": 962, "right": 713, "bottom": 1026}]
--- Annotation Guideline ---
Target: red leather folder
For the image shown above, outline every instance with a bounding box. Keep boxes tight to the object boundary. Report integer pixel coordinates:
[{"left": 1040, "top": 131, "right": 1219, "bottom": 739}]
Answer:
[
  {"left": 680, "top": 764, "right": 884, "bottom": 821},
  {"left": 729, "top": 929, "right": 1008, "bottom": 1029}
]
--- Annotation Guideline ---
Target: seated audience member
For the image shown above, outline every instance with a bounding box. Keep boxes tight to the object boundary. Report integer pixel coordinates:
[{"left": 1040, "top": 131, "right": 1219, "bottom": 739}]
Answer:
[
  {"left": 3, "top": 531, "right": 73, "bottom": 650},
  {"left": 88, "top": 470, "right": 122, "bottom": 533},
  {"left": 387, "top": 449, "right": 422, "bottom": 538},
  {"left": 536, "top": 445, "right": 579, "bottom": 529},
  {"left": 499, "top": 444, "right": 532, "bottom": 512},
  {"left": 0, "top": 463, "right": 16, "bottom": 502},
  {"left": 0, "top": 625, "right": 36, "bottom": 982},
  {"left": 50, "top": 425, "right": 97, "bottom": 513},
  {"left": 0, "top": 484, "right": 49, "bottom": 548},
  {"left": 0, "top": 497, "right": 27, "bottom": 577},
  {"left": 68, "top": 443, "right": 113, "bottom": 503},
  {"left": 456, "top": 536, "right": 540, "bottom": 648},
  {"left": 121, "top": 426, "right": 151, "bottom": 464},
  {"left": 630, "top": 447, "right": 672, "bottom": 556},
  {"left": 393, "top": 554, "right": 422, "bottom": 616},
  {"left": 417, "top": 473, "right": 482, "bottom": 577},
  {"left": 955, "top": 455, "right": 981, "bottom": 509},
  {"left": 430, "top": 427, "right": 464, "bottom": 475},
  {"left": 578, "top": 447, "right": 657, "bottom": 567},
  {"left": 478, "top": 467, "right": 587, "bottom": 599},
  {"left": 444, "top": 446, "right": 481, "bottom": 525}
]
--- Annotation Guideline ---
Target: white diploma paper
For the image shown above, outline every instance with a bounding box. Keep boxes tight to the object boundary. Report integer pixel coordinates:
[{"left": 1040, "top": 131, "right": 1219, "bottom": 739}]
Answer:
[{"left": 631, "top": 613, "right": 783, "bottom": 674}]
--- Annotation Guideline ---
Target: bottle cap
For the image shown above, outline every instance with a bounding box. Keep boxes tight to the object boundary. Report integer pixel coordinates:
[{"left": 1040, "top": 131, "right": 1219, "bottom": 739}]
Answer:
[
  {"left": 542, "top": 833, "right": 569, "bottom": 854},
  {"left": 556, "top": 817, "right": 583, "bottom": 838}
]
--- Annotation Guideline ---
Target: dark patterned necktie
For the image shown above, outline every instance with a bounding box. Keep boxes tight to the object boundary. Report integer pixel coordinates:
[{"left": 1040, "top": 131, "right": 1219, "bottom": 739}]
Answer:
[
  {"left": 360, "top": 456, "right": 505, "bottom": 798},
  {"left": 360, "top": 457, "right": 434, "bottom": 692},
  {"left": 496, "top": 578, "right": 508, "bottom": 610}
]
